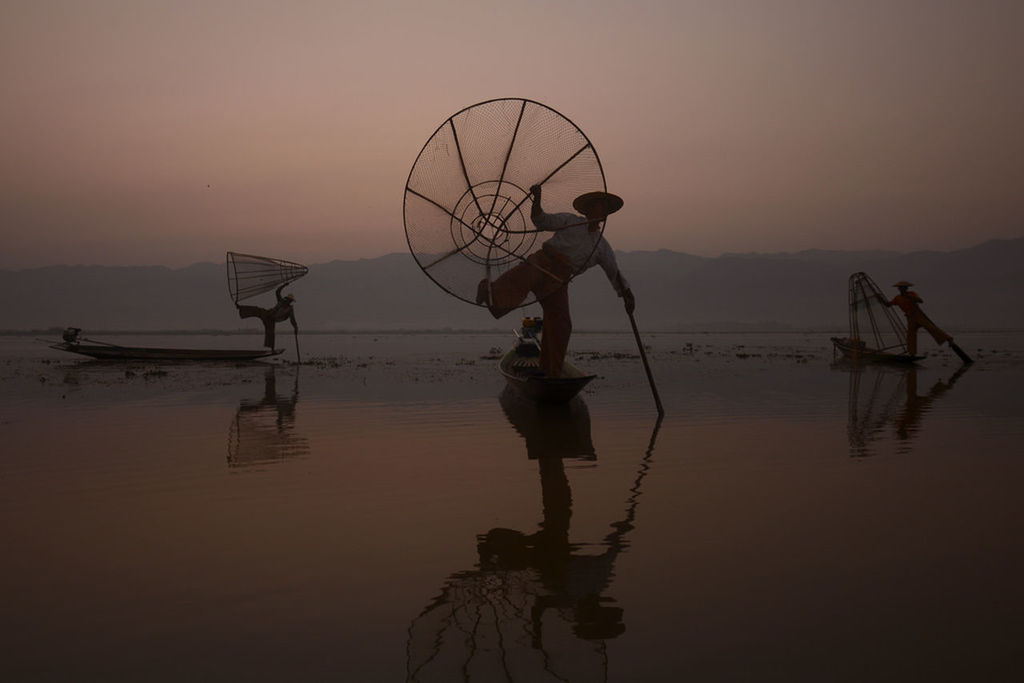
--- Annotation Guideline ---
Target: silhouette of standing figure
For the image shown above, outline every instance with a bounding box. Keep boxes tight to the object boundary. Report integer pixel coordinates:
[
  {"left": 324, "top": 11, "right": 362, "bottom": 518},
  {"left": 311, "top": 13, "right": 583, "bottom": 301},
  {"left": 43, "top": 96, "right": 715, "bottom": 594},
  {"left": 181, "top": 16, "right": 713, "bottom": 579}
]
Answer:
[
  {"left": 881, "top": 280, "right": 972, "bottom": 363},
  {"left": 236, "top": 283, "right": 297, "bottom": 349}
]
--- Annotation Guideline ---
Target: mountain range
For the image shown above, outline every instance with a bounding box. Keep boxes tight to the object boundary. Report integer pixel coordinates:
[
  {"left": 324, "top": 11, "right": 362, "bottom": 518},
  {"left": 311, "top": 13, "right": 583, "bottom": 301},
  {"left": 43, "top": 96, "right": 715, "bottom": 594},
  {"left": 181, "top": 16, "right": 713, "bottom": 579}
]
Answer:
[{"left": 4, "top": 238, "right": 1022, "bottom": 333}]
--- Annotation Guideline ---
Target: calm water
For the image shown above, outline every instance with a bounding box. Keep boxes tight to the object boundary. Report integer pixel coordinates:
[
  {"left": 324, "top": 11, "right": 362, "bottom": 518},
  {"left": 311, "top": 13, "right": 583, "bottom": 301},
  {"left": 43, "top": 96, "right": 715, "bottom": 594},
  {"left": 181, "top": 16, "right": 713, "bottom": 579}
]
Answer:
[{"left": 2, "top": 331, "right": 1022, "bottom": 681}]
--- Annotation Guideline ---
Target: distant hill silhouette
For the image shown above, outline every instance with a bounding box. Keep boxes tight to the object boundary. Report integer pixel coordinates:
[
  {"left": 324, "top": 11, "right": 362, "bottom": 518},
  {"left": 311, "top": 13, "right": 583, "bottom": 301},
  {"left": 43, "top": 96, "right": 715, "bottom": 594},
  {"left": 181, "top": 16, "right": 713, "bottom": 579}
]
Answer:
[{"left": 4, "top": 238, "right": 1022, "bottom": 333}]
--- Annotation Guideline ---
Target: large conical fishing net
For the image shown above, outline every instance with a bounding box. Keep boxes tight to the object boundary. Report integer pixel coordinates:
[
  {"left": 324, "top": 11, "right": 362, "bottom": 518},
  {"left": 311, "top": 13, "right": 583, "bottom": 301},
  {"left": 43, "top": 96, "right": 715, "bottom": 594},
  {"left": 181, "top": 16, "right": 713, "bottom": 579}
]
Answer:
[
  {"left": 226, "top": 252, "right": 309, "bottom": 303},
  {"left": 847, "top": 271, "right": 910, "bottom": 355},
  {"left": 404, "top": 98, "right": 608, "bottom": 306}
]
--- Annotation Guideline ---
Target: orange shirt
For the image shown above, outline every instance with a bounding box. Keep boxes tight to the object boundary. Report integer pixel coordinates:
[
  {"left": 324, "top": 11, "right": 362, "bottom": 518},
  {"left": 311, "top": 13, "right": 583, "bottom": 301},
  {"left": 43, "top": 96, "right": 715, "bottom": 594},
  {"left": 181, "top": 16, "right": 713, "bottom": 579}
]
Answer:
[{"left": 890, "top": 291, "right": 923, "bottom": 316}]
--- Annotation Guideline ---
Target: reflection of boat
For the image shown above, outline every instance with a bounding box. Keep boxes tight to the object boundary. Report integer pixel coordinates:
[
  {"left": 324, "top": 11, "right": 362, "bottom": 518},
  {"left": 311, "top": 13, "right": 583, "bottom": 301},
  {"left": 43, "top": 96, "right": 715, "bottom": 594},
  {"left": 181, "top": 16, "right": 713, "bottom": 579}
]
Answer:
[
  {"left": 499, "top": 386, "right": 594, "bottom": 460},
  {"left": 227, "top": 367, "right": 309, "bottom": 468},
  {"left": 49, "top": 328, "right": 281, "bottom": 361},
  {"left": 831, "top": 272, "right": 923, "bottom": 363},
  {"left": 499, "top": 317, "right": 595, "bottom": 404}
]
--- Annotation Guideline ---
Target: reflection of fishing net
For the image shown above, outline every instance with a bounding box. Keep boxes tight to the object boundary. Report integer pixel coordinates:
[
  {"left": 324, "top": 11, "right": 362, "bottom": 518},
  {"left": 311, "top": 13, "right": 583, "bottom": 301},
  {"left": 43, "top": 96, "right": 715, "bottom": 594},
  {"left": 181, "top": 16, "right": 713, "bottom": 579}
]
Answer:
[
  {"left": 847, "top": 272, "right": 910, "bottom": 355},
  {"left": 845, "top": 365, "right": 908, "bottom": 457},
  {"left": 403, "top": 98, "right": 607, "bottom": 305},
  {"left": 844, "top": 363, "right": 966, "bottom": 457},
  {"left": 226, "top": 252, "right": 309, "bottom": 303},
  {"left": 406, "top": 567, "right": 610, "bottom": 682}
]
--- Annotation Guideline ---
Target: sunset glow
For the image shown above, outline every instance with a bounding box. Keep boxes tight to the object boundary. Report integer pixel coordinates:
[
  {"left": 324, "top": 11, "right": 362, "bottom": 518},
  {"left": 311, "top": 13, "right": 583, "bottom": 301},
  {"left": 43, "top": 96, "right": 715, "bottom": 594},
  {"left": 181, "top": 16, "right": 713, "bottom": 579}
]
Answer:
[{"left": 3, "top": 0, "right": 1022, "bottom": 268}]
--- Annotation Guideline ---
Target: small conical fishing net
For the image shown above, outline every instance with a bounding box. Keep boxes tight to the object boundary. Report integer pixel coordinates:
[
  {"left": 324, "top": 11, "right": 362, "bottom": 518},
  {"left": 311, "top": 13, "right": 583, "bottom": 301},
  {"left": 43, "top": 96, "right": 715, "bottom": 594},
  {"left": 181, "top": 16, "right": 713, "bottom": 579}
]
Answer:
[
  {"left": 226, "top": 252, "right": 309, "bottom": 303},
  {"left": 847, "top": 272, "right": 910, "bottom": 355},
  {"left": 404, "top": 98, "right": 607, "bottom": 306}
]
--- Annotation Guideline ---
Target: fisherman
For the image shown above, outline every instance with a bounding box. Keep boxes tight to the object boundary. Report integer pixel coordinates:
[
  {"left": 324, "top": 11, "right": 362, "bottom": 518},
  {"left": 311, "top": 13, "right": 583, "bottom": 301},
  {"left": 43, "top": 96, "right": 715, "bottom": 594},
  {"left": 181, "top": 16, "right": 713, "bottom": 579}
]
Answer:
[
  {"left": 880, "top": 281, "right": 971, "bottom": 362},
  {"left": 237, "top": 283, "right": 298, "bottom": 350},
  {"left": 476, "top": 185, "right": 635, "bottom": 377}
]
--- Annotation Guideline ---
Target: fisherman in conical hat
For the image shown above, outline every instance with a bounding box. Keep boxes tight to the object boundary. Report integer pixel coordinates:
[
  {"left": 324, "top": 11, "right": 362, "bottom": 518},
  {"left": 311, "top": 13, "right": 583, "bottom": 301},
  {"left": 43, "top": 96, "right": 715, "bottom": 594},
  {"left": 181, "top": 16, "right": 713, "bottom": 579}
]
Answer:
[
  {"left": 477, "top": 185, "right": 635, "bottom": 377},
  {"left": 237, "top": 283, "right": 298, "bottom": 350},
  {"left": 880, "top": 280, "right": 963, "bottom": 359}
]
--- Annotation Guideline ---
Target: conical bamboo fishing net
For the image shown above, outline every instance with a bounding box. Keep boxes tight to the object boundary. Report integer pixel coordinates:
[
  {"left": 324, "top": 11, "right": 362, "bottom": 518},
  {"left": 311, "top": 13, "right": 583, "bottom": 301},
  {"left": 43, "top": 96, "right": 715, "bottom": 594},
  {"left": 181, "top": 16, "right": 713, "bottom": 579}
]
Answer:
[
  {"left": 226, "top": 252, "right": 309, "bottom": 303},
  {"left": 848, "top": 271, "right": 910, "bottom": 355}
]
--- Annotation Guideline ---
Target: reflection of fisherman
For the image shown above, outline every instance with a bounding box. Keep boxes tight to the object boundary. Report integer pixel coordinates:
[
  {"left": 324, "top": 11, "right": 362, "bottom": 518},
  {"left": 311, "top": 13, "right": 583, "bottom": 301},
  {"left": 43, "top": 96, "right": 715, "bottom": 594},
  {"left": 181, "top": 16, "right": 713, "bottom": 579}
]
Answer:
[
  {"left": 236, "top": 284, "right": 297, "bottom": 349},
  {"left": 845, "top": 363, "right": 968, "bottom": 458},
  {"left": 228, "top": 367, "right": 306, "bottom": 467},
  {"left": 238, "top": 366, "right": 297, "bottom": 425},
  {"left": 478, "top": 459, "right": 626, "bottom": 642},
  {"left": 407, "top": 403, "right": 660, "bottom": 680},
  {"left": 500, "top": 387, "right": 594, "bottom": 460},
  {"left": 480, "top": 390, "right": 625, "bottom": 639},
  {"left": 880, "top": 281, "right": 969, "bottom": 361},
  {"left": 895, "top": 365, "right": 967, "bottom": 444},
  {"left": 477, "top": 186, "right": 635, "bottom": 377}
]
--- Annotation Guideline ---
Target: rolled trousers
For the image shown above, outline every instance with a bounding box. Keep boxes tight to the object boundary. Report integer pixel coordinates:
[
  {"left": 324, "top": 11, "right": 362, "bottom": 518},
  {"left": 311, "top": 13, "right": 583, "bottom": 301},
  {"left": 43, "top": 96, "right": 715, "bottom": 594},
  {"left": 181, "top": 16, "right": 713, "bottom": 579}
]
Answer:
[
  {"left": 906, "top": 313, "right": 951, "bottom": 355},
  {"left": 238, "top": 305, "right": 277, "bottom": 348},
  {"left": 486, "top": 249, "right": 574, "bottom": 377}
]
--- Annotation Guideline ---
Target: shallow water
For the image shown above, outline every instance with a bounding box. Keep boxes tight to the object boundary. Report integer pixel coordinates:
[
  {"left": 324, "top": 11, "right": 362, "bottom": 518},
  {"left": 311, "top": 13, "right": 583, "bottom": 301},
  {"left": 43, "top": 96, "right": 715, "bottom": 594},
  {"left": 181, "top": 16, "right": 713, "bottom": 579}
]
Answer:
[{"left": 2, "top": 331, "right": 1022, "bottom": 681}]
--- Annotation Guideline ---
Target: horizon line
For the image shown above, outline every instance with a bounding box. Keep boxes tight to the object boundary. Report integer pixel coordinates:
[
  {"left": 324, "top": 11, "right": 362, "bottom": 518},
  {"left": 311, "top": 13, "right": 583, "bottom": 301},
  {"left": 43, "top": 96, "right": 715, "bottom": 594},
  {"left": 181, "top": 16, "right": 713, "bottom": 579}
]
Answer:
[{"left": 2, "top": 236, "right": 1020, "bottom": 271}]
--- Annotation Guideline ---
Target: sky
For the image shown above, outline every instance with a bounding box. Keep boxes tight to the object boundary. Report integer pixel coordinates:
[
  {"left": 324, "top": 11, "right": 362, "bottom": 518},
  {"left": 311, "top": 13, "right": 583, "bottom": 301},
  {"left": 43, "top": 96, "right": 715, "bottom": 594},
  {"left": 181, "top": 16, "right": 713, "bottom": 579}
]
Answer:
[{"left": 2, "top": 0, "right": 1022, "bottom": 269}]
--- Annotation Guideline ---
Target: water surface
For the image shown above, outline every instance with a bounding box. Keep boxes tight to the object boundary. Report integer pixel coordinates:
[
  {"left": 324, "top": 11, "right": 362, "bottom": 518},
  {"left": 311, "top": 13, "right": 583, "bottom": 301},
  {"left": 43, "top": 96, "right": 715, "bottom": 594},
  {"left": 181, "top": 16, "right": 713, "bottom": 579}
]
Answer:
[{"left": 2, "top": 332, "right": 1022, "bottom": 681}]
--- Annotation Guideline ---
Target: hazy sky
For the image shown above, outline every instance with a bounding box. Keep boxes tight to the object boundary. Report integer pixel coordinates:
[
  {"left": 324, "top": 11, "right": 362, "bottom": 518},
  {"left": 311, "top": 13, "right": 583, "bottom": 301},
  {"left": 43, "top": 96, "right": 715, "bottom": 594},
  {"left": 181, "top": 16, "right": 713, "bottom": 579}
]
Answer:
[{"left": 2, "top": 0, "right": 1022, "bottom": 268}]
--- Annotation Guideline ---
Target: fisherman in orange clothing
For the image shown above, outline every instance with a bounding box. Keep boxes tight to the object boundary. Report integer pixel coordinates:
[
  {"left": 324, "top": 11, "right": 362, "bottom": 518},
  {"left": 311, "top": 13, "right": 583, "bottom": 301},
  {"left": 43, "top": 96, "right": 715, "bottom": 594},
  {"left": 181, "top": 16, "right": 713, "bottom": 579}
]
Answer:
[{"left": 881, "top": 281, "right": 971, "bottom": 363}]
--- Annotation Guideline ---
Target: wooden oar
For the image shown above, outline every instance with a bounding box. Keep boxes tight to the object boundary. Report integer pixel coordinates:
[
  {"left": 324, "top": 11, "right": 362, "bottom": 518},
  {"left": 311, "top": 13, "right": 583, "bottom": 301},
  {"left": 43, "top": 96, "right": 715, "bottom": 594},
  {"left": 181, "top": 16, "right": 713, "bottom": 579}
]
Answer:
[
  {"left": 626, "top": 306, "right": 664, "bottom": 416},
  {"left": 293, "top": 327, "right": 301, "bottom": 364}
]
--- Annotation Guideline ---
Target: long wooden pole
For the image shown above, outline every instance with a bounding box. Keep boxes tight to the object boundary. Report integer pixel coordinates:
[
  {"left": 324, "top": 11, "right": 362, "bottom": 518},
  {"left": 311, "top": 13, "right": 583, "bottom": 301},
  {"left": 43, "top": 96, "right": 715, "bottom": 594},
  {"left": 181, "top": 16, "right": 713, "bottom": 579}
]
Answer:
[{"left": 626, "top": 307, "right": 664, "bottom": 416}]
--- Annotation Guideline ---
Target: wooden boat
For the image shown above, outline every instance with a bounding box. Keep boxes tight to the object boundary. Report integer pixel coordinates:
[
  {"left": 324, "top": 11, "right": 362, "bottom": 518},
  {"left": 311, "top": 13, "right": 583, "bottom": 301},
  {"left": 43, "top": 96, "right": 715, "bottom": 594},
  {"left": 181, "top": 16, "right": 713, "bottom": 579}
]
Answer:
[
  {"left": 831, "top": 272, "right": 923, "bottom": 364},
  {"left": 830, "top": 336, "right": 920, "bottom": 364},
  {"left": 49, "top": 338, "right": 282, "bottom": 361},
  {"left": 499, "top": 318, "right": 595, "bottom": 404}
]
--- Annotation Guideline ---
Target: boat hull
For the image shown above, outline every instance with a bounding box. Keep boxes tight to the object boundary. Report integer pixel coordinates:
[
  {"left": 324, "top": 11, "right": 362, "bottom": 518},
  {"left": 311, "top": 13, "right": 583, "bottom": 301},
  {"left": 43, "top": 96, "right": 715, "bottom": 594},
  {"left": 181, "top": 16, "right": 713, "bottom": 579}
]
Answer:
[
  {"left": 50, "top": 342, "right": 283, "bottom": 361},
  {"left": 830, "top": 337, "right": 922, "bottom": 364},
  {"left": 499, "top": 348, "right": 595, "bottom": 404}
]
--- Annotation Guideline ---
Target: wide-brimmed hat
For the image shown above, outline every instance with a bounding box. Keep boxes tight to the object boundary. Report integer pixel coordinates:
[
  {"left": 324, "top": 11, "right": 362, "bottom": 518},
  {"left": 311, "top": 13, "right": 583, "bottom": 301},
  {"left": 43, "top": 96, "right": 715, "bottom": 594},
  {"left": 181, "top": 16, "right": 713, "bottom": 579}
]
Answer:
[
  {"left": 893, "top": 280, "right": 914, "bottom": 288},
  {"left": 573, "top": 191, "right": 624, "bottom": 217},
  {"left": 284, "top": 293, "right": 296, "bottom": 302}
]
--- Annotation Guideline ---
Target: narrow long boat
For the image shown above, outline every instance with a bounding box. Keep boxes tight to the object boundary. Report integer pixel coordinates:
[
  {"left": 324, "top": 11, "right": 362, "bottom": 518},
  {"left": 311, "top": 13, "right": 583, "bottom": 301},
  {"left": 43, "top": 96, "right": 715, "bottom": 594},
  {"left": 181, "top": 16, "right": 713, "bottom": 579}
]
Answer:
[
  {"left": 49, "top": 340, "right": 283, "bottom": 361},
  {"left": 830, "top": 336, "right": 921, "bottom": 364},
  {"left": 498, "top": 318, "right": 595, "bottom": 404},
  {"left": 499, "top": 348, "right": 595, "bottom": 404}
]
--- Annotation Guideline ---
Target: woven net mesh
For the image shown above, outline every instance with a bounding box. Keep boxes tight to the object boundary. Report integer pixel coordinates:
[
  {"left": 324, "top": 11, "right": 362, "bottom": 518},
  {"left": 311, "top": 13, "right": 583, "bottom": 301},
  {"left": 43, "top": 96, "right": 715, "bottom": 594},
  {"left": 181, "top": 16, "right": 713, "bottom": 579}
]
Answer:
[
  {"left": 404, "top": 98, "right": 607, "bottom": 305},
  {"left": 226, "top": 252, "right": 309, "bottom": 303},
  {"left": 848, "top": 272, "right": 910, "bottom": 355}
]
